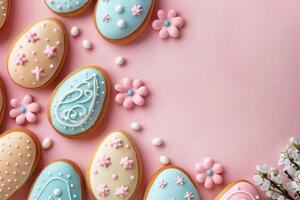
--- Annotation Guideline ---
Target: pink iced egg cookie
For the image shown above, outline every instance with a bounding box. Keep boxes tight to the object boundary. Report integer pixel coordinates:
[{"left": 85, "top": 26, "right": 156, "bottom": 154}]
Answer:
[{"left": 214, "top": 180, "right": 260, "bottom": 200}]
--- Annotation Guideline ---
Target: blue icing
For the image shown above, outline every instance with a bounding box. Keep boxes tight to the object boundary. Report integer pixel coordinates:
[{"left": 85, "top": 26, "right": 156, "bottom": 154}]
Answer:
[
  {"left": 95, "top": 0, "right": 153, "bottom": 40},
  {"left": 46, "top": 0, "right": 89, "bottom": 13},
  {"left": 146, "top": 168, "right": 200, "bottom": 200},
  {"left": 28, "top": 161, "right": 83, "bottom": 200},
  {"left": 50, "top": 68, "right": 107, "bottom": 136}
]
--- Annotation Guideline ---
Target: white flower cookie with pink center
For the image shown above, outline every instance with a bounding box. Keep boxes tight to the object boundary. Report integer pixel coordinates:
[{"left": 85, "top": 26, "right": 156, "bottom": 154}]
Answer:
[
  {"left": 87, "top": 131, "right": 142, "bottom": 200},
  {"left": 214, "top": 180, "right": 260, "bottom": 200},
  {"left": 7, "top": 18, "right": 67, "bottom": 88},
  {"left": 0, "top": 0, "right": 9, "bottom": 31},
  {"left": 0, "top": 129, "right": 41, "bottom": 200}
]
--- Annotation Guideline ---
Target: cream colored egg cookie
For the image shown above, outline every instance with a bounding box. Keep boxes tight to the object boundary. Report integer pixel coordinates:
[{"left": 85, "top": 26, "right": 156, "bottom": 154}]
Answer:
[
  {"left": 0, "top": 0, "right": 9, "bottom": 31},
  {"left": 0, "top": 79, "right": 6, "bottom": 127}
]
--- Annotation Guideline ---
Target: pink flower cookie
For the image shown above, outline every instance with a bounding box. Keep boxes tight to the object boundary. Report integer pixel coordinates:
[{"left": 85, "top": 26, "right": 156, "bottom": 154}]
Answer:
[
  {"left": 115, "top": 78, "right": 149, "bottom": 109},
  {"left": 152, "top": 9, "right": 184, "bottom": 39},
  {"left": 195, "top": 157, "right": 224, "bottom": 189},
  {"left": 9, "top": 95, "right": 40, "bottom": 125}
]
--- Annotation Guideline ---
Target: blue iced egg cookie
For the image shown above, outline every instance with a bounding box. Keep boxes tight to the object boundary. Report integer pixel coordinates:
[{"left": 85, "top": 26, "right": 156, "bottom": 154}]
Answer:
[
  {"left": 44, "top": 0, "right": 93, "bottom": 16},
  {"left": 28, "top": 160, "right": 85, "bottom": 200},
  {"left": 94, "top": 0, "right": 155, "bottom": 44},
  {"left": 144, "top": 166, "right": 200, "bottom": 200},
  {"left": 48, "top": 66, "right": 110, "bottom": 138}
]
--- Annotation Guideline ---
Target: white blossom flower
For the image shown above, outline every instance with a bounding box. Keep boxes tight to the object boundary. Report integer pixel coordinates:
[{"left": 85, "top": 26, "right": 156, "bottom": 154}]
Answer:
[
  {"left": 261, "top": 179, "right": 271, "bottom": 191},
  {"left": 278, "top": 195, "right": 285, "bottom": 200},
  {"left": 253, "top": 175, "right": 264, "bottom": 185},
  {"left": 257, "top": 164, "right": 269, "bottom": 174}
]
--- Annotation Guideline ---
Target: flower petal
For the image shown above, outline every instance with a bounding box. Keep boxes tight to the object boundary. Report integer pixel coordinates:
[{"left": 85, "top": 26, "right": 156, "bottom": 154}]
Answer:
[
  {"left": 204, "top": 176, "right": 214, "bottom": 189},
  {"left": 167, "top": 9, "right": 177, "bottom": 19},
  {"left": 171, "top": 17, "right": 184, "bottom": 29},
  {"left": 168, "top": 26, "right": 180, "bottom": 38},
  {"left": 137, "top": 86, "right": 149, "bottom": 97},
  {"left": 25, "top": 112, "right": 37, "bottom": 123},
  {"left": 122, "top": 78, "right": 133, "bottom": 89},
  {"left": 21, "top": 95, "right": 33, "bottom": 105},
  {"left": 115, "top": 93, "right": 126, "bottom": 104},
  {"left": 26, "top": 103, "right": 40, "bottom": 113},
  {"left": 123, "top": 98, "right": 134, "bottom": 109},
  {"left": 152, "top": 20, "right": 163, "bottom": 31},
  {"left": 16, "top": 114, "right": 26, "bottom": 125},
  {"left": 212, "top": 174, "right": 223, "bottom": 185},
  {"left": 195, "top": 163, "right": 205, "bottom": 173},
  {"left": 159, "top": 28, "right": 169, "bottom": 39},
  {"left": 132, "top": 79, "right": 143, "bottom": 89},
  {"left": 212, "top": 163, "right": 224, "bottom": 174},
  {"left": 157, "top": 10, "right": 167, "bottom": 20},
  {"left": 10, "top": 98, "right": 19, "bottom": 108},
  {"left": 115, "top": 84, "right": 128, "bottom": 93},
  {"left": 9, "top": 109, "right": 20, "bottom": 118},
  {"left": 133, "top": 95, "right": 145, "bottom": 106},
  {"left": 203, "top": 157, "right": 214, "bottom": 169},
  {"left": 195, "top": 173, "right": 206, "bottom": 184}
]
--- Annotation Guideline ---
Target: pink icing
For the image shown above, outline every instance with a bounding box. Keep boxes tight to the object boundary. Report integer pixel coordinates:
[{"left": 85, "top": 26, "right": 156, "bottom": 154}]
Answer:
[
  {"left": 102, "top": 15, "right": 111, "bottom": 22},
  {"left": 112, "top": 173, "right": 118, "bottom": 180},
  {"left": 14, "top": 54, "right": 28, "bottom": 66},
  {"left": 99, "top": 155, "right": 111, "bottom": 168},
  {"left": 185, "top": 191, "right": 194, "bottom": 200},
  {"left": 31, "top": 66, "right": 45, "bottom": 81},
  {"left": 44, "top": 45, "right": 57, "bottom": 58},
  {"left": 115, "top": 186, "right": 129, "bottom": 197},
  {"left": 158, "top": 180, "right": 167, "bottom": 188},
  {"left": 175, "top": 176, "right": 185, "bottom": 185},
  {"left": 120, "top": 156, "right": 134, "bottom": 169},
  {"left": 97, "top": 184, "right": 110, "bottom": 197},
  {"left": 131, "top": 5, "right": 143, "bottom": 16},
  {"left": 218, "top": 181, "right": 260, "bottom": 200},
  {"left": 109, "top": 137, "right": 123, "bottom": 149},
  {"left": 26, "top": 32, "right": 39, "bottom": 43}
]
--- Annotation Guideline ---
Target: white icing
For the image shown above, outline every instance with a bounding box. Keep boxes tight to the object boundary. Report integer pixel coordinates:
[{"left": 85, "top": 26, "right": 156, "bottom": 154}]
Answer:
[
  {"left": 225, "top": 190, "right": 257, "bottom": 200},
  {"left": 36, "top": 177, "right": 72, "bottom": 199},
  {"left": 115, "top": 5, "right": 124, "bottom": 13},
  {"left": 117, "top": 20, "right": 126, "bottom": 29}
]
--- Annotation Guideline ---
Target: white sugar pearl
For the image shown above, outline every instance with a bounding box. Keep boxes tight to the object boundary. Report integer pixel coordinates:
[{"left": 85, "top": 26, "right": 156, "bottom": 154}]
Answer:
[
  {"left": 117, "top": 19, "right": 126, "bottom": 29},
  {"left": 70, "top": 26, "right": 80, "bottom": 37},
  {"left": 130, "top": 122, "right": 141, "bottom": 131},
  {"left": 82, "top": 40, "right": 92, "bottom": 50},
  {"left": 160, "top": 155, "right": 170, "bottom": 165},
  {"left": 42, "top": 137, "right": 53, "bottom": 150},
  {"left": 115, "top": 4, "right": 124, "bottom": 13},
  {"left": 53, "top": 188, "right": 62, "bottom": 197},
  {"left": 152, "top": 138, "right": 163, "bottom": 147},
  {"left": 115, "top": 56, "right": 126, "bottom": 66}
]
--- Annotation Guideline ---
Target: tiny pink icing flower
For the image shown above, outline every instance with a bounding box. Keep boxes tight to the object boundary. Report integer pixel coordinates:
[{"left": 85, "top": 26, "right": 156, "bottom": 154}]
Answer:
[
  {"left": 152, "top": 9, "right": 184, "bottom": 39},
  {"left": 132, "top": 5, "right": 143, "bottom": 16},
  {"left": 9, "top": 95, "right": 40, "bottom": 125},
  {"left": 115, "top": 186, "right": 129, "bottom": 197},
  {"left": 109, "top": 137, "right": 123, "bottom": 149},
  {"left": 195, "top": 157, "right": 224, "bottom": 189},
  {"left": 185, "top": 191, "right": 194, "bottom": 200},
  {"left": 115, "top": 78, "right": 149, "bottom": 109},
  {"left": 102, "top": 14, "right": 111, "bottom": 22},
  {"left": 14, "top": 54, "right": 28, "bottom": 66},
  {"left": 26, "top": 32, "right": 39, "bottom": 43},
  {"left": 159, "top": 180, "right": 167, "bottom": 188},
  {"left": 44, "top": 45, "right": 57, "bottom": 58},
  {"left": 97, "top": 184, "right": 110, "bottom": 197},
  {"left": 99, "top": 155, "right": 111, "bottom": 168},
  {"left": 175, "top": 176, "right": 185, "bottom": 185},
  {"left": 120, "top": 157, "right": 134, "bottom": 169}
]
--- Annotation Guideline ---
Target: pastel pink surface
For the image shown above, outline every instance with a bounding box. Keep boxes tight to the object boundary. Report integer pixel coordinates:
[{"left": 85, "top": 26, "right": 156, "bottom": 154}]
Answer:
[
  {"left": 218, "top": 181, "right": 260, "bottom": 200},
  {"left": 0, "top": 0, "right": 300, "bottom": 199}
]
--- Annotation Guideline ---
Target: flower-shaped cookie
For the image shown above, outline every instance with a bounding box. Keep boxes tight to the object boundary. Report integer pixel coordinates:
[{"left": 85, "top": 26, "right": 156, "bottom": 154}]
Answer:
[
  {"left": 115, "top": 78, "right": 149, "bottom": 109},
  {"left": 152, "top": 9, "right": 184, "bottom": 39},
  {"left": 9, "top": 95, "right": 40, "bottom": 125},
  {"left": 195, "top": 157, "right": 224, "bottom": 189}
]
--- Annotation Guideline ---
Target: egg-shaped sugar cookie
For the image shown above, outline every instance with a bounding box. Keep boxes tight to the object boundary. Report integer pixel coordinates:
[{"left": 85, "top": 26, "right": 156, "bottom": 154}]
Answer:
[
  {"left": 0, "top": 0, "right": 9, "bottom": 31},
  {"left": 144, "top": 165, "right": 200, "bottom": 200},
  {"left": 44, "top": 0, "right": 93, "bottom": 17},
  {"left": 7, "top": 18, "right": 67, "bottom": 89},
  {"left": 28, "top": 160, "right": 86, "bottom": 200},
  {"left": 0, "top": 79, "right": 6, "bottom": 127},
  {"left": 214, "top": 180, "right": 260, "bottom": 200},
  {"left": 48, "top": 66, "right": 110, "bottom": 138},
  {"left": 94, "top": 0, "right": 155, "bottom": 44},
  {"left": 87, "top": 131, "right": 143, "bottom": 200},
  {"left": 0, "top": 128, "right": 41, "bottom": 200}
]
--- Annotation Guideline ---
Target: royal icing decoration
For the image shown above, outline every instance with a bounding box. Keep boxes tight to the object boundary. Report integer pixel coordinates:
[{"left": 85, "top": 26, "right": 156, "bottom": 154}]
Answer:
[
  {"left": 28, "top": 160, "right": 84, "bottom": 200},
  {"left": 88, "top": 131, "right": 142, "bottom": 200},
  {"left": 0, "top": 0, "right": 8, "bottom": 30},
  {"left": 0, "top": 129, "right": 40, "bottom": 200},
  {"left": 195, "top": 157, "right": 224, "bottom": 189},
  {"left": 144, "top": 166, "right": 200, "bottom": 200},
  {"left": 94, "top": 0, "right": 155, "bottom": 43},
  {"left": 48, "top": 66, "right": 110, "bottom": 137},
  {"left": 7, "top": 19, "right": 67, "bottom": 88},
  {"left": 45, "top": 0, "right": 92, "bottom": 15},
  {"left": 115, "top": 78, "right": 149, "bottom": 109},
  {"left": 215, "top": 180, "right": 260, "bottom": 200},
  {"left": 9, "top": 95, "right": 40, "bottom": 125},
  {"left": 152, "top": 10, "right": 185, "bottom": 39}
]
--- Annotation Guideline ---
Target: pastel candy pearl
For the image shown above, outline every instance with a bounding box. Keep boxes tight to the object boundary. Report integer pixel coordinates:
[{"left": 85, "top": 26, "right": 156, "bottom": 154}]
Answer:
[
  {"left": 130, "top": 122, "right": 142, "bottom": 131},
  {"left": 117, "top": 19, "right": 127, "bottom": 29},
  {"left": 115, "top": 5, "right": 124, "bottom": 13},
  {"left": 152, "top": 138, "right": 163, "bottom": 146},
  {"left": 42, "top": 137, "right": 53, "bottom": 150},
  {"left": 70, "top": 26, "right": 80, "bottom": 37},
  {"left": 115, "top": 56, "right": 126, "bottom": 66},
  {"left": 160, "top": 155, "right": 170, "bottom": 165},
  {"left": 82, "top": 40, "right": 92, "bottom": 50}
]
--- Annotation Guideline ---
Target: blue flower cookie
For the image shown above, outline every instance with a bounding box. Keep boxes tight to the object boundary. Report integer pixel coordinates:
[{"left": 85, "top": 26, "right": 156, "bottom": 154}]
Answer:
[
  {"left": 48, "top": 66, "right": 110, "bottom": 138},
  {"left": 144, "top": 165, "right": 200, "bottom": 200},
  {"left": 44, "top": 0, "right": 93, "bottom": 16},
  {"left": 28, "top": 160, "right": 85, "bottom": 200},
  {"left": 94, "top": 0, "right": 156, "bottom": 44}
]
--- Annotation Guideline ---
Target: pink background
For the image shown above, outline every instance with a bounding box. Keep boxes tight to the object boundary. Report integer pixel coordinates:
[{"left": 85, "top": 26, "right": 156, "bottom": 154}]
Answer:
[{"left": 1, "top": 0, "right": 300, "bottom": 199}]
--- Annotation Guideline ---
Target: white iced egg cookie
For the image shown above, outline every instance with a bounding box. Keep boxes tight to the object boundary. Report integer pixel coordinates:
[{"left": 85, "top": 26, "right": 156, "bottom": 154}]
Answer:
[
  {"left": 0, "top": 129, "right": 41, "bottom": 200},
  {"left": 7, "top": 18, "right": 67, "bottom": 88},
  {"left": 143, "top": 165, "right": 200, "bottom": 200},
  {"left": 48, "top": 66, "right": 110, "bottom": 138},
  {"left": 94, "top": 0, "right": 155, "bottom": 44},
  {"left": 28, "top": 160, "right": 85, "bottom": 200},
  {"left": 0, "top": 79, "right": 6, "bottom": 127},
  {"left": 0, "top": 0, "right": 9, "bottom": 31},
  {"left": 87, "top": 131, "right": 142, "bottom": 200},
  {"left": 45, "top": 0, "right": 93, "bottom": 16}
]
